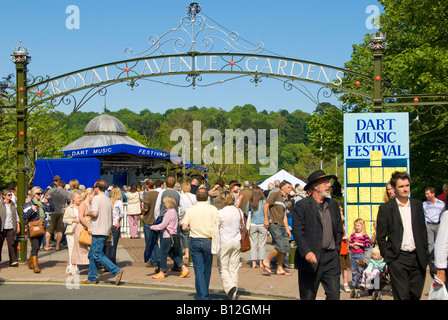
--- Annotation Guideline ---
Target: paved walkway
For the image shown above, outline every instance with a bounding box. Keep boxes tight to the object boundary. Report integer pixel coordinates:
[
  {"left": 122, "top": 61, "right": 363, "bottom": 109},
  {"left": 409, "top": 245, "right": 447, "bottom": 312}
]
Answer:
[{"left": 0, "top": 237, "right": 435, "bottom": 300}]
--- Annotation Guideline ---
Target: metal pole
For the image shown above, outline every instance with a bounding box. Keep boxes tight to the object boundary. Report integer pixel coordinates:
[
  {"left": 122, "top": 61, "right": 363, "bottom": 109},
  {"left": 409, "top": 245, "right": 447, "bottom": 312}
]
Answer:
[
  {"left": 11, "top": 41, "right": 31, "bottom": 263},
  {"left": 369, "top": 31, "right": 387, "bottom": 113}
]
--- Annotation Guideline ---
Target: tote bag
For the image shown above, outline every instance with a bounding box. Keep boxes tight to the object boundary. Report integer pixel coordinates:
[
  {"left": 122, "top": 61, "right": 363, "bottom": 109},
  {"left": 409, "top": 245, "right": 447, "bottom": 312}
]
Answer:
[
  {"left": 78, "top": 227, "right": 91, "bottom": 246},
  {"left": 239, "top": 209, "right": 251, "bottom": 252}
]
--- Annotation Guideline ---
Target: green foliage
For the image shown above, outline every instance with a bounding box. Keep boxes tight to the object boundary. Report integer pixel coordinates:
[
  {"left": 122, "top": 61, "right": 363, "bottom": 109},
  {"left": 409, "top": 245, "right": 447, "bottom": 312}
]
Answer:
[
  {"left": 0, "top": 99, "right": 66, "bottom": 189},
  {"left": 308, "top": 0, "right": 448, "bottom": 198},
  {"left": 1, "top": 98, "right": 343, "bottom": 187}
]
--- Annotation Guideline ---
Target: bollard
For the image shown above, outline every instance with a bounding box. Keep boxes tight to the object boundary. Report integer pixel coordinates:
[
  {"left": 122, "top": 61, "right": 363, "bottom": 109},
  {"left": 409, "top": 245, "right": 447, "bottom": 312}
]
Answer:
[
  {"left": 288, "top": 241, "right": 296, "bottom": 268},
  {"left": 188, "top": 251, "right": 193, "bottom": 266}
]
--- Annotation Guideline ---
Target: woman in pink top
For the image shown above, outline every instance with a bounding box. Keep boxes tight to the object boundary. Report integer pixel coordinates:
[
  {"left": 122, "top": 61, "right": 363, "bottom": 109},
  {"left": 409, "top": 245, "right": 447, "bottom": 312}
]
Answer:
[{"left": 150, "top": 196, "right": 189, "bottom": 279}]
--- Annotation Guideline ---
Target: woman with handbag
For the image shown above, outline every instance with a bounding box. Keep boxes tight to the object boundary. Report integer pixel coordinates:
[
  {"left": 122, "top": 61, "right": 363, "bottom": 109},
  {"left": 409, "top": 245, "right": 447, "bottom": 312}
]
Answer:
[
  {"left": 126, "top": 184, "right": 142, "bottom": 238},
  {"left": 217, "top": 191, "right": 243, "bottom": 300},
  {"left": 63, "top": 190, "right": 81, "bottom": 275},
  {"left": 150, "top": 196, "right": 190, "bottom": 279},
  {"left": 21, "top": 186, "right": 54, "bottom": 273},
  {"left": 71, "top": 188, "right": 94, "bottom": 268}
]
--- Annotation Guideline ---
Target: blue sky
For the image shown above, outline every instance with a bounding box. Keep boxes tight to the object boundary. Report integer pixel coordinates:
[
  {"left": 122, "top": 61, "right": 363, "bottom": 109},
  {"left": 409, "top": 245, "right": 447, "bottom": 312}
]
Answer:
[{"left": 0, "top": 0, "right": 383, "bottom": 115}]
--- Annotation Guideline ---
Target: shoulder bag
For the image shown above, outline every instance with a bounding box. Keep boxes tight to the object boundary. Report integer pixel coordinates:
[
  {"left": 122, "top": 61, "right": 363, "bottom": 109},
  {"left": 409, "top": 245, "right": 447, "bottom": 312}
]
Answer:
[
  {"left": 239, "top": 208, "right": 251, "bottom": 252},
  {"left": 78, "top": 227, "right": 92, "bottom": 246},
  {"left": 167, "top": 228, "right": 180, "bottom": 248},
  {"left": 28, "top": 219, "right": 45, "bottom": 238}
]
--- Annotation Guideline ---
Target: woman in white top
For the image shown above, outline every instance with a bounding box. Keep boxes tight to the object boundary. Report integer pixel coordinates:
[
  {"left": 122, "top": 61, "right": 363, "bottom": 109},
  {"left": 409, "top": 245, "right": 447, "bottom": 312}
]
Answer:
[
  {"left": 217, "top": 191, "right": 242, "bottom": 300},
  {"left": 105, "top": 186, "right": 124, "bottom": 264},
  {"left": 126, "top": 184, "right": 141, "bottom": 238},
  {"left": 434, "top": 193, "right": 448, "bottom": 285},
  {"left": 179, "top": 183, "right": 197, "bottom": 259},
  {"left": 63, "top": 190, "right": 81, "bottom": 275}
]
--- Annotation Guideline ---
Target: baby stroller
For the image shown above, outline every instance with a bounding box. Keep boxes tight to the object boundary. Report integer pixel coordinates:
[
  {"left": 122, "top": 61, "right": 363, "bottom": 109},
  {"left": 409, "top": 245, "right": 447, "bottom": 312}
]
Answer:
[
  {"left": 370, "top": 265, "right": 391, "bottom": 300},
  {"left": 350, "top": 255, "right": 391, "bottom": 300}
]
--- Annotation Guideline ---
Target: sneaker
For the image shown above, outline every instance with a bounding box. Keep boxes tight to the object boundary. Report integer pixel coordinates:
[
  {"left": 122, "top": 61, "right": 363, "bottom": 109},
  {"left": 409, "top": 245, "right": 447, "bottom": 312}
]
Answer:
[
  {"left": 114, "top": 269, "right": 124, "bottom": 285},
  {"left": 152, "top": 271, "right": 165, "bottom": 279},
  {"left": 82, "top": 279, "right": 97, "bottom": 285},
  {"left": 344, "top": 284, "right": 351, "bottom": 292},
  {"left": 226, "top": 287, "right": 237, "bottom": 300}
]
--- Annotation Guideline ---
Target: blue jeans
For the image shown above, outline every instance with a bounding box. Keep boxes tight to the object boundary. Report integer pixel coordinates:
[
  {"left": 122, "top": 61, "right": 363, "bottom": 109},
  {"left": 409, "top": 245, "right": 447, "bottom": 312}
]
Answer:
[
  {"left": 350, "top": 252, "right": 365, "bottom": 288},
  {"left": 88, "top": 235, "right": 121, "bottom": 282},
  {"left": 143, "top": 224, "right": 159, "bottom": 265},
  {"left": 159, "top": 236, "right": 184, "bottom": 271},
  {"left": 104, "top": 227, "right": 120, "bottom": 264},
  {"left": 190, "top": 238, "right": 213, "bottom": 300}
]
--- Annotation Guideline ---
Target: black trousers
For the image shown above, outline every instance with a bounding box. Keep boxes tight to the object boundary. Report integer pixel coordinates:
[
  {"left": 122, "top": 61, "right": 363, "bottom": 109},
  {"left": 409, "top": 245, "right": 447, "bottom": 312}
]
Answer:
[
  {"left": 298, "top": 250, "right": 341, "bottom": 300},
  {"left": 0, "top": 229, "right": 18, "bottom": 263},
  {"left": 388, "top": 250, "right": 426, "bottom": 300},
  {"left": 29, "top": 235, "right": 44, "bottom": 256}
]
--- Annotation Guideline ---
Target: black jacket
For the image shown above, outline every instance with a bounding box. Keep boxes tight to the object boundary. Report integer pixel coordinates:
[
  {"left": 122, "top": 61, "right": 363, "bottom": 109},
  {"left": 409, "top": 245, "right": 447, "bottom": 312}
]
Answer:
[
  {"left": 292, "top": 195, "right": 343, "bottom": 272},
  {"left": 377, "top": 198, "right": 428, "bottom": 269}
]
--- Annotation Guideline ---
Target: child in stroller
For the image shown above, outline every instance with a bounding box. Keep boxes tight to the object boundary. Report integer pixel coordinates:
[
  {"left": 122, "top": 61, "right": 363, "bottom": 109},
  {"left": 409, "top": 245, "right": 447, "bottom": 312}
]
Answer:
[{"left": 350, "top": 247, "right": 391, "bottom": 300}]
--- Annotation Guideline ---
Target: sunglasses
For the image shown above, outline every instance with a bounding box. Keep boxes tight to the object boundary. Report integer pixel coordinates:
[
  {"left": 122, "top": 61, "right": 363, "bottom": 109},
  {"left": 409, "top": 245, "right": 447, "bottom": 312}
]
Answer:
[
  {"left": 5, "top": 194, "right": 12, "bottom": 196},
  {"left": 36, "top": 192, "right": 43, "bottom": 195}
]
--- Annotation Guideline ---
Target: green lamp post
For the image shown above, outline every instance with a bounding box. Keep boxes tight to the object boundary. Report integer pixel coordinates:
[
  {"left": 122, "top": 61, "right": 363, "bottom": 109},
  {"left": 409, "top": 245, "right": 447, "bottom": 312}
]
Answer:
[
  {"left": 10, "top": 41, "right": 31, "bottom": 263},
  {"left": 369, "top": 31, "right": 387, "bottom": 113}
]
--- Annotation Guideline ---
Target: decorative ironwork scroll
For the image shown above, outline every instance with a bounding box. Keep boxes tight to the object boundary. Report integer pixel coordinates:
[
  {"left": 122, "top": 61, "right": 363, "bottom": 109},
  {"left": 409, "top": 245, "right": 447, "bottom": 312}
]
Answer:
[{"left": 124, "top": 2, "right": 264, "bottom": 58}]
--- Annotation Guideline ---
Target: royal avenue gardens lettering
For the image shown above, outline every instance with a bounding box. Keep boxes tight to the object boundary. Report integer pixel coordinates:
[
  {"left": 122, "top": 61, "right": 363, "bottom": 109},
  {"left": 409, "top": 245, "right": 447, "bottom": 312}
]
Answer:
[{"left": 43, "top": 55, "right": 345, "bottom": 95}]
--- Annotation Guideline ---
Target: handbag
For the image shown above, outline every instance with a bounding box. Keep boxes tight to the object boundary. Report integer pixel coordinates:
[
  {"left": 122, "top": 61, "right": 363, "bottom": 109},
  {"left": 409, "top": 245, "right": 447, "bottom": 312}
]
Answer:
[
  {"left": 167, "top": 229, "right": 180, "bottom": 248},
  {"left": 78, "top": 227, "right": 92, "bottom": 246},
  {"left": 239, "top": 209, "right": 251, "bottom": 252},
  {"left": 28, "top": 219, "right": 45, "bottom": 238},
  {"left": 170, "top": 234, "right": 180, "bottom": 248}
]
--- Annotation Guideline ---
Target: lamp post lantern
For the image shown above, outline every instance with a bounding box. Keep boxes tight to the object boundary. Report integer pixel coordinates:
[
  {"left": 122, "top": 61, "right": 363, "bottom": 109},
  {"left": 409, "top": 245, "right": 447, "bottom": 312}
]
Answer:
[
  {"left": 369, "top": 31, "right": 387, "bottom": 113},
  {"left": 11, "top": 40, "right": 31, "bottom": 263}
]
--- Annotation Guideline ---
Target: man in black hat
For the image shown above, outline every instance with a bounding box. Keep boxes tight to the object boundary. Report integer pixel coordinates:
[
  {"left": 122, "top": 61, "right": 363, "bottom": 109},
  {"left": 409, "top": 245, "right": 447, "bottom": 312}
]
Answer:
[{"left": 292, "top": 170, "right": 343, "bottom": 300}]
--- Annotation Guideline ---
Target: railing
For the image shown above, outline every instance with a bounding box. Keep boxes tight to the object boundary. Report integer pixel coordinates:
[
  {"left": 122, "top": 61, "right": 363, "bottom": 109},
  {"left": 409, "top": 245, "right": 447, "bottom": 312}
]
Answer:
[{"left": 120, "top": 202, "right": 144, "bottom": 238}]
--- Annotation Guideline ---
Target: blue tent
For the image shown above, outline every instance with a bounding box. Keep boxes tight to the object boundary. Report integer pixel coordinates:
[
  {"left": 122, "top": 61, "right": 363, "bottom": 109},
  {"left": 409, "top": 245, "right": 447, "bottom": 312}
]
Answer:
[{"left": 33, "top": 158, "right": 101, "bottom": 189}]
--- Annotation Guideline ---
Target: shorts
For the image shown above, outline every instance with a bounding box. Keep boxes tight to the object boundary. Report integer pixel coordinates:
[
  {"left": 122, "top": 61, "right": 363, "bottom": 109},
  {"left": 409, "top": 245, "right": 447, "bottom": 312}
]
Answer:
[
  {"left": 339, "top": 254, "right": 351, "bottom": 270},
  {"left": 268, "top": 223, "right": 290, "bottom": 254},
  {"left": 46, "top": 214, "right": 65, "bottom": 234}
]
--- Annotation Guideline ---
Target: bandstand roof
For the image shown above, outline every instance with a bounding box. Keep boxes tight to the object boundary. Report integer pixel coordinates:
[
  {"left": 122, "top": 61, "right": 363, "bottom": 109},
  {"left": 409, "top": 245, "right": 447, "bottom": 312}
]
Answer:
[{"left": 60, "top": 113, "right": 207, "bottom": 172}]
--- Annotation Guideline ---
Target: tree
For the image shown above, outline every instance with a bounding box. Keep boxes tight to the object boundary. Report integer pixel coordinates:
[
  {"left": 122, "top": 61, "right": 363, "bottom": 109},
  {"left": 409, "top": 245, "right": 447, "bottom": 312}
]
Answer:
[{"left": 309, "top": 0, "right": 448, "bottom": 197}]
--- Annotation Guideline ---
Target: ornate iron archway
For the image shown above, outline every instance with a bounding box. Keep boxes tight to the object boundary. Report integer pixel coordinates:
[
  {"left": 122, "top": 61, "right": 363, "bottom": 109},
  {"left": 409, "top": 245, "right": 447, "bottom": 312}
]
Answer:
[{"left": 5, "top": 2, "right": 448, "bottom": 261}]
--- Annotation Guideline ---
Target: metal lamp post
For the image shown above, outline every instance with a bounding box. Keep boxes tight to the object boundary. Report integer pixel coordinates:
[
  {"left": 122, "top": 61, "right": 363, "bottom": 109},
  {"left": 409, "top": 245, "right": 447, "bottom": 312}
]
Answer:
[
  {"left": 369, "top": 31, "right": 387, "bottom": 113},
  {"left": 10, "top": 41, "right": 31, "bottom": 263}
]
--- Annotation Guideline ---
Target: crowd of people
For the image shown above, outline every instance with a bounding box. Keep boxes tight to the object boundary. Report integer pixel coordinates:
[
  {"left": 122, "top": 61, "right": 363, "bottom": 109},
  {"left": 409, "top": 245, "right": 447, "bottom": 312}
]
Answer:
[{"left": 0, "top": 170, "right": 447, "bottom": 300}]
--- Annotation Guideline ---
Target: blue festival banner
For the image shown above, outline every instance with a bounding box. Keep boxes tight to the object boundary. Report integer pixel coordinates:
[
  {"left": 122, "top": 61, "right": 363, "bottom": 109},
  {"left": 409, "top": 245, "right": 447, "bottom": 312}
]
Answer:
[{"left": 62, "top": 144, "right": 207, "bottom": 171}]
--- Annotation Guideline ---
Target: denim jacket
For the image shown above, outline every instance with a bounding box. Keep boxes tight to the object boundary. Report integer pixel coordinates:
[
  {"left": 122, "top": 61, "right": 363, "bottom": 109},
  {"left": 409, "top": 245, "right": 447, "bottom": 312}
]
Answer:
[{"left": 246, "top": 199, "right": 266, "bottom": 225}]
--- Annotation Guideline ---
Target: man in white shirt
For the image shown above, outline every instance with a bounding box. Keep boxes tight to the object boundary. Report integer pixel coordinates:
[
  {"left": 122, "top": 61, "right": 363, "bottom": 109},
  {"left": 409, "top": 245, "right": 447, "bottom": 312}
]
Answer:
[
  {"left": 377, "top": 171, "right": 428, "bottom": 300},
  {"left": 423, "top": 187, "right": 445, "bottom": 276},
  {"left": 83, "top": 179, "right": 123, "bottom": 285},
  {"left": 423, "top": 187, "right": 445, "bottom": 253},
  {"left": 182, "top": 188, "right": 218, "bottom": 300}
]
